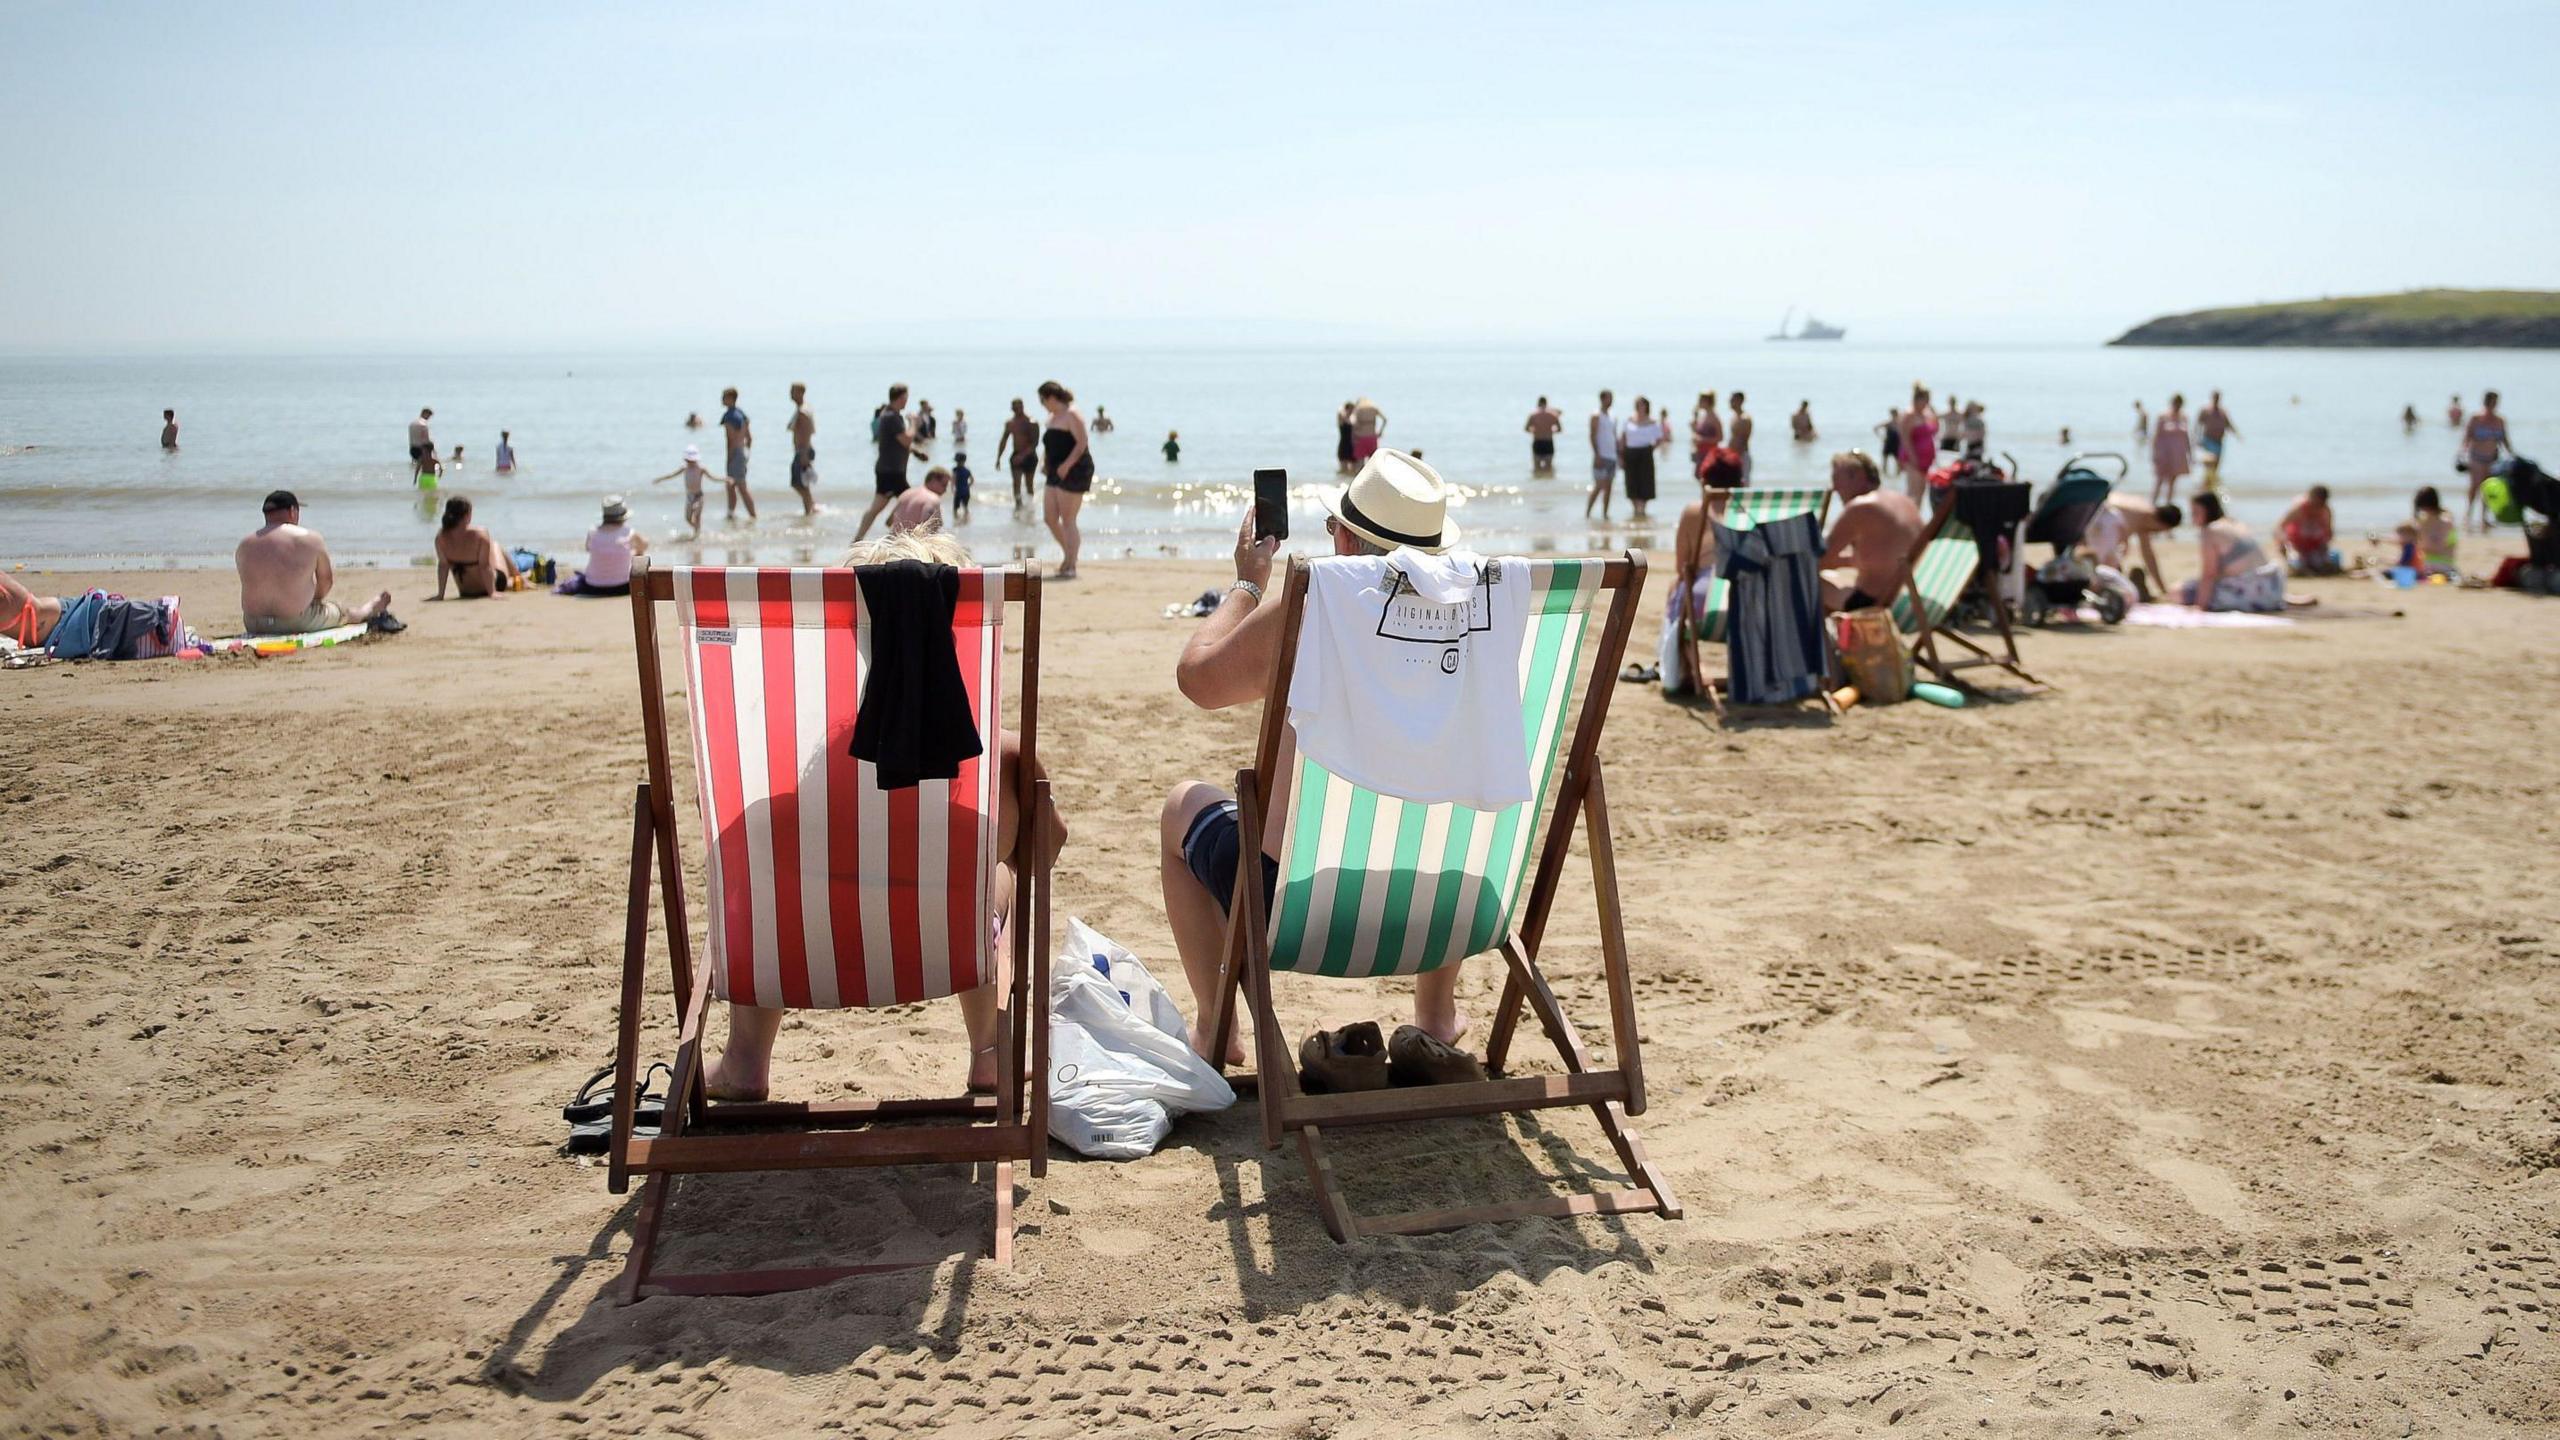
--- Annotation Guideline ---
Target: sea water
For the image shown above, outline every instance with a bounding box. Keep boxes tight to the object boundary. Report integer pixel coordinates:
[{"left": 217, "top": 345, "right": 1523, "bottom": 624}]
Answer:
[{"left": 1, "top": 344, "right": 2547, "bottom": 569}]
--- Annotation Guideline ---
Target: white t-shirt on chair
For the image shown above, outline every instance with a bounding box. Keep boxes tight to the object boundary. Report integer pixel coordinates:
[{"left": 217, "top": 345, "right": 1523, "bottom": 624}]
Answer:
[{"left": 1287, "top": 551, "right": 1532, "bottom": 811}]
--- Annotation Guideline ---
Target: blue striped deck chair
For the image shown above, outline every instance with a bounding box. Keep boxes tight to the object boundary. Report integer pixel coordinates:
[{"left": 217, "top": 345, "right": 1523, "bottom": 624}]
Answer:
[
  {"left": 1199, "top": 551, "right": 1682, "bottom": 1241},
  {"left": 1889, "top": 505, "right": 2039, "bottom": 687},
  {"left": 1676, "top": 486, "right": 1839, "bottom": 713}
]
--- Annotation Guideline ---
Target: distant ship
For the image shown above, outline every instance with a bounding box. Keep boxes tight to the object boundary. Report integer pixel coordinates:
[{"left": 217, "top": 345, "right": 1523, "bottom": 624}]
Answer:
[{"left": 1767, "top": 308, "right": 1846, "bottom": 342}]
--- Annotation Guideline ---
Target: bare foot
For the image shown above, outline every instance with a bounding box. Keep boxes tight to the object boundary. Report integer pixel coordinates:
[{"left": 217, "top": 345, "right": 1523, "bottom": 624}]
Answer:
[
  {"left": 1415, "top": 1008, "right": 1471, "bottom": 1048},
  {"left": 968, "top": 1044, "right": 1001, "bottom": 1095},
  {"left": 1189, "top": 1024, "right": 1248, "bottom": 1070},
  {"left": 702, "top": 1055, "right": 768, "bottom": 1103}
]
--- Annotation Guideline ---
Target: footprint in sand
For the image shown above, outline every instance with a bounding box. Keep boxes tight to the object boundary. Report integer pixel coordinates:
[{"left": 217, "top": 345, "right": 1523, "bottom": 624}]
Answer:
[{"left": 1076, "top": 1226, "right": 1160, "bottom": 1258}]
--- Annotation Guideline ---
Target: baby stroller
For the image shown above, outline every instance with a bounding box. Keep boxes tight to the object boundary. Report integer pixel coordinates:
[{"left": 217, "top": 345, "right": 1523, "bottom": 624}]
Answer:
[{"left": 2018, "top": 454, "right": 2128, "bottom": 625}]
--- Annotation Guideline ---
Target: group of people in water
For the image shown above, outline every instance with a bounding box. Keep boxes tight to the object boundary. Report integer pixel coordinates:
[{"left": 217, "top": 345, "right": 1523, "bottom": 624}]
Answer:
[{"left": 1513, "top": 390, "right": 1811, "bottom": 525}]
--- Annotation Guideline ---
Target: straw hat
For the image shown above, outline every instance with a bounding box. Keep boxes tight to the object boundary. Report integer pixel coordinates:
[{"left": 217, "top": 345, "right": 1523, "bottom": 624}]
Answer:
[
  {"left": 1324, "top": 448, "right": 1459, "bottom": 554},
  {"left": 601, "top": 495, "right": 629, "bottom": 523}
]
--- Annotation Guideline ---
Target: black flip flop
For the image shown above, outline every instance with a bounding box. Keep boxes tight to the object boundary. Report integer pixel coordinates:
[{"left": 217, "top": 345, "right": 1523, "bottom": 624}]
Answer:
[
  {"left": 563, "top": 1062, "right": 670, "bottom": 1154},
  {"left": 1620, "top": 662, "right": 1660, "bottom": 684}
]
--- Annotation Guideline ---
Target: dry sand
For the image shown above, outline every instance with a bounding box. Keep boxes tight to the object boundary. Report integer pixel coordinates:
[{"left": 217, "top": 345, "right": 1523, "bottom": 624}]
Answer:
[{"left": 4, "top": 550, "right": 2557, "bottom": 1437}]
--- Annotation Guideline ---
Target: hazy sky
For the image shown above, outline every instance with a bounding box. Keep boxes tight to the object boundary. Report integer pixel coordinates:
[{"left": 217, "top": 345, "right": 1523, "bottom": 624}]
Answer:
[{"left": 4, "top": 0, "right": 2554, "bottom": 348}]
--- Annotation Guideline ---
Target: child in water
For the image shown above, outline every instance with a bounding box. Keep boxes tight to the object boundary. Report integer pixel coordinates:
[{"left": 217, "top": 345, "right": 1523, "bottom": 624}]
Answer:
[
  {"left": 951, "top": 451, "right": 974, "bottom": 521},
  {"left": 1162, "top": 430, "right": 1180, "bottom": 463},
  {"left": 496, "top": 430, "right": 516, "bottom": 472}
]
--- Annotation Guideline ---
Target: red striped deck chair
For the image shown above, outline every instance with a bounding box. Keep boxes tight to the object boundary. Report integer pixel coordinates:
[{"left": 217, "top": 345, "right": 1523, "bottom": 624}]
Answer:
[
  {"left": 608, "top": 559, "right": 1053, "bottom": 1301},
  {"left": 1199, "top": 551, "right": 1681, "bottom": 1241}
]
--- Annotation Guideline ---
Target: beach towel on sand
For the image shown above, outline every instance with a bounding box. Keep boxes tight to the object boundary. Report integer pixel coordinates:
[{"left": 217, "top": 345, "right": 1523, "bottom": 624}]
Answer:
[{"left": 2123, "top": 603, "right": 2292, "bottom": 630}]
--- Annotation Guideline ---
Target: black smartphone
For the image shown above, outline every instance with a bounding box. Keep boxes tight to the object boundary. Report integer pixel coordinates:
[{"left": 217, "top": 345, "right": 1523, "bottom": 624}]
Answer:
[{"left": 1253, "top": 468, "right": 1289, "bottom": 542}]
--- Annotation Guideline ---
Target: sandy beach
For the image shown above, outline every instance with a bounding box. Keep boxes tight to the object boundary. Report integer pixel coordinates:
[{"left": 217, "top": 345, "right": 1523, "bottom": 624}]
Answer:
[{"left": 5, "top": 552, "right": 2557, "bottom": 1437}]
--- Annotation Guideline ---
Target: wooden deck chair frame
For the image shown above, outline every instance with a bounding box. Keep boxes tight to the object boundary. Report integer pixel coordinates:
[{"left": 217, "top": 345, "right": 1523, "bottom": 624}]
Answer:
[
  {"left": 607, "top": 558, "right": 1053, "bottom": 1302},
  {"left": 1199, "top": 551, "right": 1682, "bottom": 1241},
  {"left": 1894, "top": 504, "right": 2040, "bottom": 689},
  {"left": 1677, "top": 487, "right": 1839, "bottom": 717}
]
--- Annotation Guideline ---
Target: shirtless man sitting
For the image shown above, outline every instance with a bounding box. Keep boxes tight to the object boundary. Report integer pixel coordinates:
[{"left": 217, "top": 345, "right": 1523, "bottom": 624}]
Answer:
[
  {"left": 235, "top": 490, "right": 391, "bottom": 634},
  {"left": 1818, "top": 451, "right": 1924, "bottom": 612},
  {"left": 1158, "top": 452, "right": 1470, "bottom": 1066},
  {"left": 887, "top": 467, "right": 953, "bottom": 535}
]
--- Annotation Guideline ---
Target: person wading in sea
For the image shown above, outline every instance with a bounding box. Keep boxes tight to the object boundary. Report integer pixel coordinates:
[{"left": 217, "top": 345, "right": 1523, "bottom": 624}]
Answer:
[
  {"left": 1524, "top": 396, "right": 1563, "bottom": 474},
  {"left": 1586, "top": 389, "right": 1619, "bottom": 520}
]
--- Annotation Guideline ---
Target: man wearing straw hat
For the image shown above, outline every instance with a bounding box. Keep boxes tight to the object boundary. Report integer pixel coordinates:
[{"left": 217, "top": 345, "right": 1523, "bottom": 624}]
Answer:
[{"left": 1154, "top": 448, "right": 1473, "bottom": 1065}]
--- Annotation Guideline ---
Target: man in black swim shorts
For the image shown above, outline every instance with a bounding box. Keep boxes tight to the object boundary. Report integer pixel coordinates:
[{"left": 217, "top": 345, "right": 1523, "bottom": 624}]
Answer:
[
  {"left": 996, "top": 398, "right": 1041, "bottom": 507},
  {"left": 1156, "top": 452, "right": 1476, "bottom": 1066},
  {"left": 1524, "top": 395, "right": 1562, "bottom": 473},
  {"left": 852, "top": 382, "right": 916, "bottom": 542}
]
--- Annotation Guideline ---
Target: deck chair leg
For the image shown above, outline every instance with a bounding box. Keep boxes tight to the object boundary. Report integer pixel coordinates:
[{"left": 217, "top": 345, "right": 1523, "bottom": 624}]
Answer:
[
  {"left": 990, "top": 1159, "right": 1016, "bottom": 1268},
  {"left": 1203, "top": 766, "right": 1260, "bottom": 1081},
  {"left": 1505, "top": 967, "right": 1682, "bottom": 1224},
  {"left": 610, "top": 786, "right": 655, "bottom": 1195},
  {"left": 1296, "top": 1127, "right": 1356, "bottom": 1243},
  {"left": 1591, "top": 1100, "right": 1683, "bottom": 1221},
  {"left": 1029, "top": 806, "right": 1053, "bottom": 1179},
  {"left": 1484, "top": 975, "right": 1527, "bottom": 1076},
  {"left": 1501, "top": 939, "right": 1595, "bottom": 1075},
  {"left": 621, "top": 1170, "right": 673, "bottom": 1305},
  {"left": 1579, "top": 765, "right": 1647, "bottom": 1113}
]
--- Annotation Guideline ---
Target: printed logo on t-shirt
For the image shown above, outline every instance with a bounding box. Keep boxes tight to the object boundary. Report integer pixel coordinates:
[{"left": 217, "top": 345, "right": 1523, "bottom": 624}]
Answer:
[{"left": 1373, "top": 564, "right": 1499, "bottom": 677}]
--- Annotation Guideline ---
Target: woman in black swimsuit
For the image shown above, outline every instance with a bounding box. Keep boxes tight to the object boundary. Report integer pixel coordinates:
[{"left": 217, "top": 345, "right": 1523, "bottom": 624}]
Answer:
[
  {"left": 1038, "top": 379, "right": 1094, "bottom": 580},
  {"left": 431, "top": 496, "right": 522, "bottom": 598},
  {"left": 1335, "top": 402, "right": 1357, "bottom": 475}
]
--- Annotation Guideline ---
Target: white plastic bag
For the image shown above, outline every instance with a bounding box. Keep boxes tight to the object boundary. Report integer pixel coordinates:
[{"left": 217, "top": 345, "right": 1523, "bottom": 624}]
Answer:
[
  {"left": 1048, "top": 918, "right": 1235, "bottom": 1159},
  {"left": 1657, "top": 595, "right": 1689, "bottom": 695}
]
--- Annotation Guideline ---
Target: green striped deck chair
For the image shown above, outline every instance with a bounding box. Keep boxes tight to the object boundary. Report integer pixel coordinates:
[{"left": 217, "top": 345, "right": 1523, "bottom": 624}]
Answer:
[
  {"left": 1202, "top": 551, "right": 1682, "bottom": 1241},
  {"left": 1682, "top": 486, "right": 1834, "bottom": 645},
  {"left": 1890, "top": 507, "right": 2038, "bottom": 687}
]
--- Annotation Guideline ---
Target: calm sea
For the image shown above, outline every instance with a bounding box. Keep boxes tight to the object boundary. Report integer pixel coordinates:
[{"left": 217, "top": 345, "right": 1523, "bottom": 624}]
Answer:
[{"left": 1, "top": 345, "right": 2547, "bottom": 569}]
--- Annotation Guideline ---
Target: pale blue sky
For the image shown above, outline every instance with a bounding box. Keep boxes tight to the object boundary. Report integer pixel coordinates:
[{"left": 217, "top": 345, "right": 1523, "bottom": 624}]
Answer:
[{"left": 3, "top": 0, "right": 2553, "bottom": 348}]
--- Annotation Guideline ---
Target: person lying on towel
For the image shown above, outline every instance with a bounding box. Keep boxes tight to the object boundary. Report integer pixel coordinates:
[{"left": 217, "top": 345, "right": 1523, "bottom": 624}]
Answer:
[
  {"left": 702, "top": 529, "right": 1068, "bottom": 1100},
  {"left": 1817, "top": 451, "right": 1923, "bottom": 613},
  {"left": 0, "top": 572, "right": 62, "bottom": 651}
]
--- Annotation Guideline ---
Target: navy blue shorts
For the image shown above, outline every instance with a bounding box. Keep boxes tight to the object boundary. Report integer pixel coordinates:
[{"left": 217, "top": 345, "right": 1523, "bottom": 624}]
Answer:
[{"left": 1181, "top": 800, "right": 1278, "bottom": 917}]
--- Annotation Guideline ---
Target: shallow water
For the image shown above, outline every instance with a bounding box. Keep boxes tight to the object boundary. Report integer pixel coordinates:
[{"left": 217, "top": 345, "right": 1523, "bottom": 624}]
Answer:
[{"left": 1, "top": 344, "right": 2546, "bottom": 568}]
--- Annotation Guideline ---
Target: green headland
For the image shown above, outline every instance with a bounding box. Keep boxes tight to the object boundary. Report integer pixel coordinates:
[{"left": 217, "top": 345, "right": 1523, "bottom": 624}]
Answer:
[{"left": 2112, "top": 289, "right": 2560, "bottom": 348}]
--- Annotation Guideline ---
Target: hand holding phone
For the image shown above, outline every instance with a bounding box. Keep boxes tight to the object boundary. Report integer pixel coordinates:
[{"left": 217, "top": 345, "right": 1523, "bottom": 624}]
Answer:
[{"left": 1253, "top": 468, "right": 1289, "bottom": 543}]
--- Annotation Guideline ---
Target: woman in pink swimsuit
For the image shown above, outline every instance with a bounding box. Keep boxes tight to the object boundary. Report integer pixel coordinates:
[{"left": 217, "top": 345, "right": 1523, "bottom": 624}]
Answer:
[
  {"left": 1897, "top": 384, "right": 1939, "bottom": 501},
  {"left": 1690, "top": 391, "right": 1723, "bottom": 473},
  {"left": 2151, "top": 393, "right": 2193, "bottom": 506}
]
